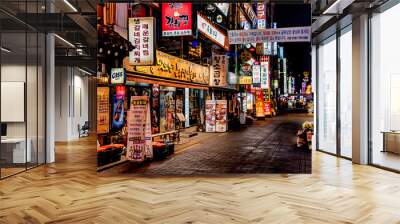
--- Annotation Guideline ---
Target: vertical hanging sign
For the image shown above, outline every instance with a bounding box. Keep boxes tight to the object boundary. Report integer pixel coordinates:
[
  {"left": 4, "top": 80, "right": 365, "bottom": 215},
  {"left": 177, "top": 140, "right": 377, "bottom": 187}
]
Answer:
[
  {"left": 252, "top": 64, "right": 261, "bottom": 84},
  {"left": 260, "top": 56, "right": 270, "bottom": 89},
  {"left": 128, "top": 17, "right": 155, "bottom": 65},
  {"left": 210, "top": 54, "right": 228, "bottom": 87}
]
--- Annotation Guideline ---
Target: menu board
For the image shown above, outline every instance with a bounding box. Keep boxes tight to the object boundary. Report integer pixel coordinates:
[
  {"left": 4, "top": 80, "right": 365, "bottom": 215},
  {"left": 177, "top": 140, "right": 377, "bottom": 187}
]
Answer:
[
  {"left": 205, "top": 100, "right": 216, "bottom": 132},
  {"left": 97, "top": 87, "right": 110, "bottom": 134},
  {"left": 126, "top": 96, "right": 152, "bottom": 162},
  {"left": 111, "top": 86, "right": 125, "bottom": 130},
  {"left": 216, "top": 100, "right": 227, "bottom": 132}
]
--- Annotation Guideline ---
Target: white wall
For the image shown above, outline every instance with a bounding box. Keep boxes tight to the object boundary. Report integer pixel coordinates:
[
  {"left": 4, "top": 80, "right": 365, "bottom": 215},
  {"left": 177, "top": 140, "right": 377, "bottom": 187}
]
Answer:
[
  {"left": 54, "top": 66, "right": 89, "bottom": 141},
  {"left": 1, "top": 64, "right": 45, "bottom": 163}
]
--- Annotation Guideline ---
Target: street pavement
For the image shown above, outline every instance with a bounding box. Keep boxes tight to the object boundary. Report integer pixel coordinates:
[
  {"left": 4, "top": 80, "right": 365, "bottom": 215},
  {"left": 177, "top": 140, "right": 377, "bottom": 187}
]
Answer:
[{"left": 103, "top": 113, "right": 312, "bottom": 175}]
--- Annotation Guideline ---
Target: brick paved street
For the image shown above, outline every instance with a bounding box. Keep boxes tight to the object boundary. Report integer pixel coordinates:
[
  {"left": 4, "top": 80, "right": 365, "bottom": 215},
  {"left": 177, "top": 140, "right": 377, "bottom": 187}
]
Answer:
[{"left": 103, "top": 113, "right": 312, "bottom": 175}]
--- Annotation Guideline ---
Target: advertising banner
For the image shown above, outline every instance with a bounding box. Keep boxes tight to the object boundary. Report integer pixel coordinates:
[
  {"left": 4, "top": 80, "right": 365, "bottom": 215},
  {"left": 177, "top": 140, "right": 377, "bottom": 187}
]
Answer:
[
  {"left": 210, "top": 54, "right": 228, "bottom": 87},
  {"left": 124, "top": 50, "right": 209, "bottom": 85},
  {"left": 197, "top": 13, "right": 229, "bottom": 50},
  {"left": 112, "top": 85, "right": 125, "bottom": 130},
  {"left": 97, "top": 87, "right": 110, "bottom": 134},
  {"left": 216, "top": 100, "right": 227, "bottom": 132},
  {"left": 205, "top": 100, "right": 216, "bottom": 132},
  {"left": 128, "top": 17, "right": 155, "bottom": 65},
  {"left": 252, "top": 64, "right": 261, "bottom": 84},
  {"left": 260, "top": 56, "right": 270, "bottom": 89},
  {"left": 126, "top": 96, "right": 152, "bottom": 162},
  {"left": 110, "top": 68, "right": 125, "bottom": 84},
  {"left": 228, "top": 26, "right": 311, "bottom": 45},
  {"left": 161, "top": 3, "right": 192, "bottom": 37}
]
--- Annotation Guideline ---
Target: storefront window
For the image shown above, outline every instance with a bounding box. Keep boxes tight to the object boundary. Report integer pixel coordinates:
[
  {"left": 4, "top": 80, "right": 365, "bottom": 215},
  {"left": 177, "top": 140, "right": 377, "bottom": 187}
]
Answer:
[
  {"left": 317, "top": 36, "right": 337, "bottom": 154},
  {"left": 189, "top": 89, "right": 200, "bottom": 126},
  {"left": 371, "top": 4, "right": 400, "bottom": 171},
  {"left": 339, "top": 28, "right": 352, "bottom": 158}
]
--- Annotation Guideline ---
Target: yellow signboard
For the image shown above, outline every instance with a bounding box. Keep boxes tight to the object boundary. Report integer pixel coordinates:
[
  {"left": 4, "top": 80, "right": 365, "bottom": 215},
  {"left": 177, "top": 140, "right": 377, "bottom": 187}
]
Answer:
[
  {"left": 239, "top": 76, "right": 252, "bottom": 84},
  {"left": 124, "top": 50, "right": 210, "bottom": 85},
  {"left": 97, "top": 87, "right": 110, "bottom": 134}
]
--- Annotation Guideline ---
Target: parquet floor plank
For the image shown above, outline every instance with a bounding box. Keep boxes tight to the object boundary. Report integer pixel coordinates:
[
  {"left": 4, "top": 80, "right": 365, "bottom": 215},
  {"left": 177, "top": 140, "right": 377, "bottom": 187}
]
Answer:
[{"left": 0, "top": 135, "right": 400, "bottom": 223}]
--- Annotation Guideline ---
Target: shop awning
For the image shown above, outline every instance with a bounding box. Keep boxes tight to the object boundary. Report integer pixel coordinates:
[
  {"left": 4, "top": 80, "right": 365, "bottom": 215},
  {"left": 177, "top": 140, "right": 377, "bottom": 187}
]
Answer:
[{"left": 126, "top": 73, "right": 209, "bottom": 90}]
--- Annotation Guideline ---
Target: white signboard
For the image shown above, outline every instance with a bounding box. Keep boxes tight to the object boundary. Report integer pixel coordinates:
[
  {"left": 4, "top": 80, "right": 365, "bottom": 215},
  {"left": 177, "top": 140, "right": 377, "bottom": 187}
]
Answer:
[
  {"left": 252, "top": 64, "right": 261, "bottom": 84},
  {"left": 228, "top": 26, "right": 311, "bottom": 45},
  {"left": 210, "top": 54, "right": 228, "bottom": 87},
  {"left": 261, "top": 61, "right": 269, "bottom": 89},
  {"left": 197, "top": 13, "right": 229, "bottom": 50},
  {"left": 110, "top": 68, "right": 125, "bottom": 84},
  {"left": 128, "top": 17, "right": 155, "bottom": 65}
]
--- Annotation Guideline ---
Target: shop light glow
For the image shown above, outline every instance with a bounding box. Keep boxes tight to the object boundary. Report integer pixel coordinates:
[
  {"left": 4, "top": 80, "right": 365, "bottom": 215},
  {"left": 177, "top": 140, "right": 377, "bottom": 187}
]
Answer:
[
  {"left": 1, "top": 47, "right": 11, "bottom": 53},
  {"left": 63, "top": 0, "right": 78, "bottom": 12},
  {"left": 54, "top": 34, "right": 75, "bottom": 48}
]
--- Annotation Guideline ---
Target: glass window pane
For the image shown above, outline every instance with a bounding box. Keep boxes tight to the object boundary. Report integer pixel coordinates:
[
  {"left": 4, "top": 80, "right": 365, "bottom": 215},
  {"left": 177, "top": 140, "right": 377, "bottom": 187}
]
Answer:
[
  {"left": 340, "top": 29, "right": 352, "bottom": 158},
  {"left": 317, "top": 37, "right": 337, "bottom": 154},
  {"left": 371, "top": 4, "right": 400, "bottom": 171},
  {"left": 1, "top": 30, "right": 27, "bottom": 177}
]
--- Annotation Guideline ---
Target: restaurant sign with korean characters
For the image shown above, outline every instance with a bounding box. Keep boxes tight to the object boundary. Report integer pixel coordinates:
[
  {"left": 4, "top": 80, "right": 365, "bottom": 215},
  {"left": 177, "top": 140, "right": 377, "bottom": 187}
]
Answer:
[
  {"left": 128, "top": 17, "right": 155, "bottom": 65},
  {"left": 197, "top": 13, "right": 229, "bottom": 51},
  {"left": 162, "top": 3, "right": 193, "bottom": 37},
  {"left": 124, "top": 50, "right": 210, "bottom": 85}
]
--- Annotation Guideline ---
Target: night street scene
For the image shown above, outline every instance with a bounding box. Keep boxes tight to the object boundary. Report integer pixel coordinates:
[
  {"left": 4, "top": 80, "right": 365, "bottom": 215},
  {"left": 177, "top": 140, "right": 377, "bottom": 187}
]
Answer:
[{"left": 97, "top": 2, "right": 313, "bottom": 174}]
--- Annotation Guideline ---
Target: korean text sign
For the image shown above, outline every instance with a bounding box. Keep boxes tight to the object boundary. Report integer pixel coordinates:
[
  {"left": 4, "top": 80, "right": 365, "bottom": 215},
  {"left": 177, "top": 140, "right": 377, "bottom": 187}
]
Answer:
[
  {"left": 162, "top": 3, "right": 192, "bottom": 37},
  {"left": 129, "top": 17, "right": 155, "bottom": 65}
]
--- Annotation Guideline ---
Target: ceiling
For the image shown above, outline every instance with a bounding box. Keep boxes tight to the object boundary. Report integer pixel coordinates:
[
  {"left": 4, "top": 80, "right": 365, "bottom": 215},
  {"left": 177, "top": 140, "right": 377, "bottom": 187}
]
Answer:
[{"left": 0, "top": 0, "right": 97, "bottom": 73}]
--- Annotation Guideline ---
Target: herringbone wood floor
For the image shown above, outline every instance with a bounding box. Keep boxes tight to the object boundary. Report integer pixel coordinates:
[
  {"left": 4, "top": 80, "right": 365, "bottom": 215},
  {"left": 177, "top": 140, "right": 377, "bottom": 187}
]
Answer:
[{"left": 1, "top": 135, "right": 400, "bottom": 223}]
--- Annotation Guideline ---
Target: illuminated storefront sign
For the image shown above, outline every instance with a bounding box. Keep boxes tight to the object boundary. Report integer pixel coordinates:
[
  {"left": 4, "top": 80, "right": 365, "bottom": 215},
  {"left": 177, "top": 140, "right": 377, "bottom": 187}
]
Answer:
[
  {"left": 110, "top": 68, "right": 125, "bottom": 84},
  {"left": 197, "top": 13, "right": 229, "bottom": 50},
  {"left": 161, "top": 3, "right": 192, "bottom": 36},
  {"left": 128, "top": 17, "right": 155, "bottom": 65},
  {"left": 124, "top": 50, "right": 210, "bottom": 85},
  {"left": 228, "top": 26, "right": 312, "bottom": 45},
  {"left": 210, "top": 54, "right": 228, "bottom": 87},
  {"left": 255, "top": 88, "right": 265, "bottom": 117},
  {"left": 239, "top": 76, "right": 252, "bottom": 84}
]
